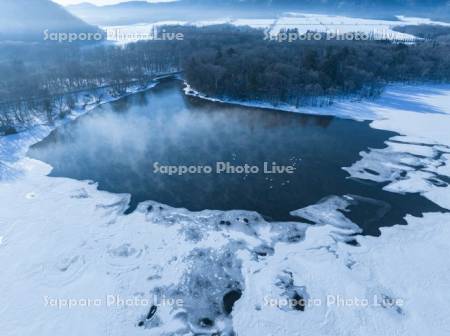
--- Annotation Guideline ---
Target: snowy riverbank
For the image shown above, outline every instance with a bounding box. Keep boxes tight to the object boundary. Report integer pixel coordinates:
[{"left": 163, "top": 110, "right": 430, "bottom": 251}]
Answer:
[
  {"left": 0, "top": 81, "right": 158, "bottom": 165},
  {"left": 183, "top": 82, "right": 376, "bottom": 121},
  {"left": 1, "top": 82, "right": 450, "bottom": 335}
]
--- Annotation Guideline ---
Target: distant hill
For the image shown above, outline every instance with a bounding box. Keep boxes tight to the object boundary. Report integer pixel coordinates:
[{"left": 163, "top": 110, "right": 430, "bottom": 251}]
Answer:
[
  {"left": 67, "top": 1, "right": 194, "bottom": 25},
  {"left": 67, "top": 0, "right": 450, "bottom": 26},
  {"left": 185, "top": 0, "right": 448, "bottom": 7},
  {"left": 0, "top": 0, "right": 102, "bottom": 42},
  {"left": 184, "top": 0, "right": 450, "bottom": 13}
]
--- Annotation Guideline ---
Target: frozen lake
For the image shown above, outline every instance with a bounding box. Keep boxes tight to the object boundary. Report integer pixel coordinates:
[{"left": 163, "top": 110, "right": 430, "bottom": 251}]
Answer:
[{"left": 28, "top": 79, "right": 443, "bottom": 235}]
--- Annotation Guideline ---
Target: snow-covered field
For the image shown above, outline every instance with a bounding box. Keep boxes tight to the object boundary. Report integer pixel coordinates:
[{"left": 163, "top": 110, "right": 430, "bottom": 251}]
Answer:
[
  {"left": 103, "top": 13, "right": 450, "bottom": 43},
  {"left": 268, "top": 13, "right": 450, "bottom": 39},
  {"left": 1, "top": 82, "right": 450, "bottom": 335}
]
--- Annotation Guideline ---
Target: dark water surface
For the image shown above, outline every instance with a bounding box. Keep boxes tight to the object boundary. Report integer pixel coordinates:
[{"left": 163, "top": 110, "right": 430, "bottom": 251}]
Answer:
[{"left": 29, "top": 79, "right": 443, "bottom": 235}]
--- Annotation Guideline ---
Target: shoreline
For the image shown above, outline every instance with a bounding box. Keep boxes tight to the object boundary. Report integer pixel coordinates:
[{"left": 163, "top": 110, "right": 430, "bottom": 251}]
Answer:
[
  {"left": 183, "top": 79, "right": 450, "bottom": 211},
  {"left": 0, "top": 73, "right": 180, "bottom": 167},
  {"left": 182, "top": 80, "right": 450, "bottom": 122},
  {"left": 3, "top": 78, "right": 450, "bottom": 219},
  {"left": 0, "top": 72, "right": 181, "bottom": 137},
  {"left": 182, "top": 81, "right": 381, "bottom": 121}
]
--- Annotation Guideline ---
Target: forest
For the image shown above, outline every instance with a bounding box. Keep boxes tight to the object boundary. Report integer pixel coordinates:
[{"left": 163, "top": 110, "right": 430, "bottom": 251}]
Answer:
[
  {"left": 1, "top": 24, "right": 450, "bottom": 134},
  {"left": 0, "top": 40, "right": 181, "bottom": 134},
  {"left": 393, "top": 24, "right": 450, "bottom": 41},
  {"left": 181, "top": 25, "right": 450, "bottom": 106}
]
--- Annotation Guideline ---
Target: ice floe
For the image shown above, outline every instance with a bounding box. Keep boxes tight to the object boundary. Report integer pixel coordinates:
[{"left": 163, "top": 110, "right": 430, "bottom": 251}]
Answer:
[{"left": 342, "top": 84, "right": 450, "bottom": 210}]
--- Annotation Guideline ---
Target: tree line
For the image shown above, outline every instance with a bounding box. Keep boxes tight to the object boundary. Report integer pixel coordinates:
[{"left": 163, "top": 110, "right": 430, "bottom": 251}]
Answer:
[
  {"left": 1, "top": 24, "right": 450, "bottom": 134},
  {"left": 180, "top": 25, "right": 450, "bottom": 107},
  {"left": 0, "top": 40, "right": 182, "bottom": 134}
]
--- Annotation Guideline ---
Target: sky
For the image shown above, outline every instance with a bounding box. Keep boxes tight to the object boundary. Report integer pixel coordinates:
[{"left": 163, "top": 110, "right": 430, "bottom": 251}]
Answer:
[{"left": 53, "top": 0, "right": 176, "bottom": 6}]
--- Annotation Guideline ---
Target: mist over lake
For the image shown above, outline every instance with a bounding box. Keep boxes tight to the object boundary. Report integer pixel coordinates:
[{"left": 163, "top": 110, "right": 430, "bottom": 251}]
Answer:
[{"left": 28, "top": 79, "right": 443, "bottom": 235}]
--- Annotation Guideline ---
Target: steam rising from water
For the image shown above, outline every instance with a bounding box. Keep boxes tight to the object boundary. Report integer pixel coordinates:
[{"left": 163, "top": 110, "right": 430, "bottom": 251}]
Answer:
[{"left": 29, "top": 79, "right": 444, "bottom": 235}]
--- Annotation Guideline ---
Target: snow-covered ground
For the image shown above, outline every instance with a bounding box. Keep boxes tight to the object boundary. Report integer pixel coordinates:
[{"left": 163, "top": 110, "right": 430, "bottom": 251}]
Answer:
[
  {"left": 103, "top": 13, "right": 450, "bottom": 43},
  {"left": 1, "top": 82, "right": 450, "bottom": 335},
  {"left": 268, "top": 13, "right": 450, "bottom": 39}
]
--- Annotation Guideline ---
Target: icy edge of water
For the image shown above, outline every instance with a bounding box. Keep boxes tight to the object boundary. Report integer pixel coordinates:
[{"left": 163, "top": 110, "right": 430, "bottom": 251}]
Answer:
[
  {"left": 0, "top": 79, "right": 163, "bottom": 178},
  {"left": 183, "top": 82, "right": 376, "bottom": 121},
  {"left": 184, "top": 80, "right": 450, "bottom": 212}
]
